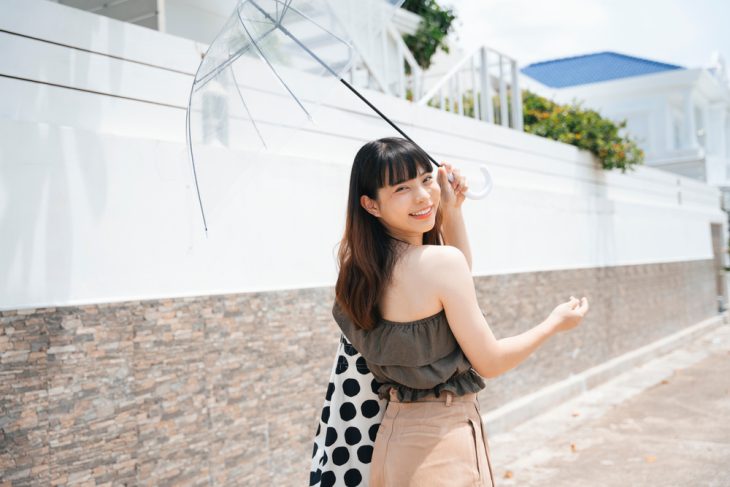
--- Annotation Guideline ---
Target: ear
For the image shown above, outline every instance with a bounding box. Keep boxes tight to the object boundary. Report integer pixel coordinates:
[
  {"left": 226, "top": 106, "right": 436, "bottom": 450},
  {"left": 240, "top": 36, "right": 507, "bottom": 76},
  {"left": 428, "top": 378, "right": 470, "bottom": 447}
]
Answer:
[{"left": 360, "top": 194, "right": 381, "bottom": 217}]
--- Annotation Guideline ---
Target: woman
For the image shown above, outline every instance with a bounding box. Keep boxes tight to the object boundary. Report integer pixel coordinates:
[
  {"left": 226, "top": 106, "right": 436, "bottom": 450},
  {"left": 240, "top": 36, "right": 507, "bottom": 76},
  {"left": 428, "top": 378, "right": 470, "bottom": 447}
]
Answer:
[{"left": 324, "top": 137, "right": 589, "bottom": 486}]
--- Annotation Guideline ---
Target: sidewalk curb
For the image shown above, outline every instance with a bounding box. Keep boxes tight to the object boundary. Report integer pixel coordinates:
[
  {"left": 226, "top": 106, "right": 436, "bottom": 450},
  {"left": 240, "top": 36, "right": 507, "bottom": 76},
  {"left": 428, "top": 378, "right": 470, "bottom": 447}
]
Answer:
[{"left": 482, "top": 311, "right": 730, "bottom": 435}]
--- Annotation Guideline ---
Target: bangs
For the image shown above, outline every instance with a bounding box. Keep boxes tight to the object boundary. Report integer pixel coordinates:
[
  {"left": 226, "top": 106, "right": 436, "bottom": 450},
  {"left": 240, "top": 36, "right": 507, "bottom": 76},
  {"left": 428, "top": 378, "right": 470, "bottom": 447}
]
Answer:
[{"left": 375, "top": 143, "right": 433, "bottom": 188}]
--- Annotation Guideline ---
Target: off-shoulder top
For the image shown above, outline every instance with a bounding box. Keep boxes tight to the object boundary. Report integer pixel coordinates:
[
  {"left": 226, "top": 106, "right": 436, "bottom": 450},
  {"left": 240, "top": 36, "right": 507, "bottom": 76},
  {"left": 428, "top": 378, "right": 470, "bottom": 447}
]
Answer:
[{"left": 332, "top": 300, "right": 486, "bottom": 402}]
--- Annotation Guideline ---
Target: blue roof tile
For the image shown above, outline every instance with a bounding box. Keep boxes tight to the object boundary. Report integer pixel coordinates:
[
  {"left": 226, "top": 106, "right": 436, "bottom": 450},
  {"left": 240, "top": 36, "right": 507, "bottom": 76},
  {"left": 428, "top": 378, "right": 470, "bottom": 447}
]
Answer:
[{"left": 521, "top": 51, "right": 684, "bottom": 88}]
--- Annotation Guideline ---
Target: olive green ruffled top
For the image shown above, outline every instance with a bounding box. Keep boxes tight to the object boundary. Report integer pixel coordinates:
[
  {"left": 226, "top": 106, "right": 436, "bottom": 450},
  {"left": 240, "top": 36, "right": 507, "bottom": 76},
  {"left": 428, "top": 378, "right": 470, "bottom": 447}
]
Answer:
[{"left": 332, "top": 301, "right": 486, "bottom": 402}]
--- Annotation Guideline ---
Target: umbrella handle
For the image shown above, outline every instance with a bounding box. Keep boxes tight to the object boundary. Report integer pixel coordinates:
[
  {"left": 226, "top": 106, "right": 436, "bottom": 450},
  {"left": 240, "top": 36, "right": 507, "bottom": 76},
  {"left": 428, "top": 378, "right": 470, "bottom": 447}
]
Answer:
[{"left": 446, "top": 164, "right": 493, "bottom": 200}]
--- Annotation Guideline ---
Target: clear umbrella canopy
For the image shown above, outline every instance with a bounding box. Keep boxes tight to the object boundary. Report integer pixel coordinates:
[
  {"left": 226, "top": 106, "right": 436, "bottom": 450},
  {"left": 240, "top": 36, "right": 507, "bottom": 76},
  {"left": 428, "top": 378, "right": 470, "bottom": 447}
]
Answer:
[{"left": 186, "top": 0, "right": 405, "bottom": 235}]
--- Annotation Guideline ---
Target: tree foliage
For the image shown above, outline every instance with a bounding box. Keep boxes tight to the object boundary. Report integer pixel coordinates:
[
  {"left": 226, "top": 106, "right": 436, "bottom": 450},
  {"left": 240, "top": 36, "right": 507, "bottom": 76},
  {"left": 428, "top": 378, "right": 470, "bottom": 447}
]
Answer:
[{"left": 401, "top": 0, "right": 456, "bottom": 70}]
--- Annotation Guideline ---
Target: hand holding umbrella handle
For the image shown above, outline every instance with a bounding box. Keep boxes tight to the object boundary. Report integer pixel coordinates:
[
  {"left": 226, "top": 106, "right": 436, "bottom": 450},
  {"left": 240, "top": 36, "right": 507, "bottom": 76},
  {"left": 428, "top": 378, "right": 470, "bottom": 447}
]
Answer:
[{"left": 446, "top": 164, "right": 493, "bottom": 200}]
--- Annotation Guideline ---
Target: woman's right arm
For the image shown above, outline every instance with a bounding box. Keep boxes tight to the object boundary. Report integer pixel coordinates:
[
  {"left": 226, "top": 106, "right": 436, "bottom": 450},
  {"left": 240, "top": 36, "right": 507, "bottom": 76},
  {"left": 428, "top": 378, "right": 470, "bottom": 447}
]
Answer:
[{"left": 432, "top": 246, "right": 588, "bottom": 378}]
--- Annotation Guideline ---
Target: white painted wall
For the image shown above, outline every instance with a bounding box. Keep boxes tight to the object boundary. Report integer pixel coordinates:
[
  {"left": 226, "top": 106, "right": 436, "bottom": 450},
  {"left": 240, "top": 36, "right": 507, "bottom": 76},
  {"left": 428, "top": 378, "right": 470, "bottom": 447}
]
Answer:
[{"left": 0, "top": 0, "right": 726, "bottom": 310}]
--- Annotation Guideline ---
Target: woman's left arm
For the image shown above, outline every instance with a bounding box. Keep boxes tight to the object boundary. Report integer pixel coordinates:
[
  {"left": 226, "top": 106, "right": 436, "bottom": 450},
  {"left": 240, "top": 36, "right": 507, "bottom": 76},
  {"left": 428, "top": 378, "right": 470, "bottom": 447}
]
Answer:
[
  {"left": 441, "top": 208, "right": 472, "bottom": 271},
  {"left": 437, "top": 162, "right": 473, "bottom": 271}
]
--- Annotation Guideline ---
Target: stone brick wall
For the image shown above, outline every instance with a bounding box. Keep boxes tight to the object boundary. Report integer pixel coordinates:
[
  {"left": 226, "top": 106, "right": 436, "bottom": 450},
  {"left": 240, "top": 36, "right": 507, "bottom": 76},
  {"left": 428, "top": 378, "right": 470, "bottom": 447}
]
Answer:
[
  {"left": 0, "top": 259, "right": 719, "bottom": 485},
  {"left": 474, "top": 259, "right": 718, "bottom": 411}
]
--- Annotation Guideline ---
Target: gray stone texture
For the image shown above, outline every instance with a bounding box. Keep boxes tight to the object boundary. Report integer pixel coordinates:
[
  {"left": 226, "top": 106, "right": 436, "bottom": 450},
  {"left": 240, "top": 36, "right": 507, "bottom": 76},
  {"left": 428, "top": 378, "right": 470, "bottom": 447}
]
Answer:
[{"left": 0, "top": 259, "right": 719, "bottom": 485}]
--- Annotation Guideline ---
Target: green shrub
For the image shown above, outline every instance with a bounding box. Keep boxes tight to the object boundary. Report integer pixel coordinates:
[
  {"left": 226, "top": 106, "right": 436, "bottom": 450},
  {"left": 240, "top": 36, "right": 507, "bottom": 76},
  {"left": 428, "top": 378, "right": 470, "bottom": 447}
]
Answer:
[
  {"left": 522, "top": 89, "right": 644, "bottom": 173},
  {"left": 427, "top": 88, "right": 645, "bottom": 173}
]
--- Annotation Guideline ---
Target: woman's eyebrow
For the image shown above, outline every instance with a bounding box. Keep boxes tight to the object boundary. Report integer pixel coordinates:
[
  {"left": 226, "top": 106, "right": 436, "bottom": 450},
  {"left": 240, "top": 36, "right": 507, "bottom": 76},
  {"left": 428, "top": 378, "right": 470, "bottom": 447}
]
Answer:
[{"left": 393, "top": 169, "right": 430, "bottom": 187}]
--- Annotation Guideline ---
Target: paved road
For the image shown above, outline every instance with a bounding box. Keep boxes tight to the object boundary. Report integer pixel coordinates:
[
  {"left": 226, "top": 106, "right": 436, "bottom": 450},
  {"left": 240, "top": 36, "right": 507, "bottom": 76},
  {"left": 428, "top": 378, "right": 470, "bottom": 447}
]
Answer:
[{"left": 488, "top": 323, "right": 730, "bottom": 486}]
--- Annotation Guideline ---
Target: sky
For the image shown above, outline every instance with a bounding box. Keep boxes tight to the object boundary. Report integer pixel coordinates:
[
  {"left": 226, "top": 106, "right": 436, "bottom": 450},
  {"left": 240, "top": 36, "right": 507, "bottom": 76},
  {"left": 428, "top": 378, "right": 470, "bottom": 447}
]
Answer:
[{"left": 439, "top": 0, "right": 730, "bottom": 70}]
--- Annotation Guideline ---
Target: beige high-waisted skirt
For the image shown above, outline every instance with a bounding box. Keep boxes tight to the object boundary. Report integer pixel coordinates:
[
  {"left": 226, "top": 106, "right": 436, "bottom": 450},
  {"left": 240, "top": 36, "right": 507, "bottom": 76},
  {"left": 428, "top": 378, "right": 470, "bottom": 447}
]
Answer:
[{"left": 369, "top": 387, "right": 496, "bottom": 487}]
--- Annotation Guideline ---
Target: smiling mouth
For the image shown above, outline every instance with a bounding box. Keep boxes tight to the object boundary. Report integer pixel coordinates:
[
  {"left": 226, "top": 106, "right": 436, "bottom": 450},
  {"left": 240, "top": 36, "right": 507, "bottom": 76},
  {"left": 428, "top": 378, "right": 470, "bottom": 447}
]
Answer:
[{"left": 409, "top": 205, "right": 433, "bottom": 218}]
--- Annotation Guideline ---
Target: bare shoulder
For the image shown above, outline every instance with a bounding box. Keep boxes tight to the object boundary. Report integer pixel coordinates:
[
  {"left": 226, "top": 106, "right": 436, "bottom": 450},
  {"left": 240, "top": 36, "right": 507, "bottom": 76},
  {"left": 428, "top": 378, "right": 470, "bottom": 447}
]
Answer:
[
  {"left": 418, "top": 245, "right": 469, "bottom": 274},
  {"left": 396, "top": 244, "right": 470, "bottom": 290},
  {"left": 397, "top": 244, "right": 463, "bottom": 267}
]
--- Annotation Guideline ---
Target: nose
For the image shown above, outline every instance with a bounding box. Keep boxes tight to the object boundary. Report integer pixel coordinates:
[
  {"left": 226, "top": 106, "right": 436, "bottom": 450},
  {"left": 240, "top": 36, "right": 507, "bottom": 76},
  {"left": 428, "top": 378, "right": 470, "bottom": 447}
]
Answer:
[{"left": 415, "top": 184, "right": 430, "bottom": 202}]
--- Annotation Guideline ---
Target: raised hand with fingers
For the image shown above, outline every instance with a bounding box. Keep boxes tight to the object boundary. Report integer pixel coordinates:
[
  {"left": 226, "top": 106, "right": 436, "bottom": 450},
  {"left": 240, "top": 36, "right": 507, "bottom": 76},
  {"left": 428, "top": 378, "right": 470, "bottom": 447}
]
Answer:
[
  {"left": 437, "top": 162, "right": 469, "bottom": 210},
  {"left": 546, "top": 296, "right": 590, "bottom": 333}
]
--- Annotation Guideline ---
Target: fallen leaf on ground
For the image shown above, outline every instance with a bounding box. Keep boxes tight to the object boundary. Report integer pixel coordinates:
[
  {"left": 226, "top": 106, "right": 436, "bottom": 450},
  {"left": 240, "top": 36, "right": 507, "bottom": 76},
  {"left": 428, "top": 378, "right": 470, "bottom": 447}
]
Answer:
[
  {"left": 570, "top": 443, "right": 577, "bottom": 453},
  {"left": 644, "top": 454, "right": 657, "bottom": 463},
  {"left": 503, "top": 470, "right": 513, "bottom": 479}
]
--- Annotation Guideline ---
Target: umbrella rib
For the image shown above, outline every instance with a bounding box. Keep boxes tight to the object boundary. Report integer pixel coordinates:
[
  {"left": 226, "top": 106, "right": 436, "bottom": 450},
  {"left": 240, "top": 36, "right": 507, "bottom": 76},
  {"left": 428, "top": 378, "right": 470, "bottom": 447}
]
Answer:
[
  {"left": 193, "top": 25, "right": 277, "bottom": 93},
  {"left": 249, "top": 0, "right": 352, "bottom": 76},
  {"left": 185, "top": 81, "right": 209, "bottom": 235},
  {"left": 229, "top": 65, "right": 268, "bottom": 149},
  {"left": 276, "top": 0, "right": 294, "bottom": 24},
  {"left": 236, "top": 5, "right": 312, "bottom": 120},
  {"left": 284, "top": 2, "right": 353, "bottom": 53}
]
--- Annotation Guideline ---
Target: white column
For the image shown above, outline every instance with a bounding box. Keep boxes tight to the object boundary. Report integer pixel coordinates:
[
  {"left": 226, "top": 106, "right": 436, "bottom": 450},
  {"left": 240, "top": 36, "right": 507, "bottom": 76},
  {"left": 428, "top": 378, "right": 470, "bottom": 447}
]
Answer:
[
  {"left": 498, "top": 55, "right": 508, "bottom": 127},
  {"left": 684, "top": 90, "right": 698, "bottom": 149},
  {"left": 658, "top": 98, "right": 671, "bottom": 154},
  {"left": 726, "top": 109, "right": 730, "bottom": 158},
  {"left": 157, "top": 0, "right": 167, "bottom": 33},
  {"left": 479, "top": 47, "right": 493, "bottom": 123},
  {"left": 510, "top": 59, "right": 523, "bottom": 131}
]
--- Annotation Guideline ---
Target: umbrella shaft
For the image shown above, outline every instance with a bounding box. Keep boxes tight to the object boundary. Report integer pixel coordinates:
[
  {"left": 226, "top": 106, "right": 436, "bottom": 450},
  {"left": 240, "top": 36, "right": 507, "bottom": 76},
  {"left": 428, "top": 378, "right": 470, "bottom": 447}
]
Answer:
[{"left": 339, "top": 78, "right": 442, "bottom": 168}]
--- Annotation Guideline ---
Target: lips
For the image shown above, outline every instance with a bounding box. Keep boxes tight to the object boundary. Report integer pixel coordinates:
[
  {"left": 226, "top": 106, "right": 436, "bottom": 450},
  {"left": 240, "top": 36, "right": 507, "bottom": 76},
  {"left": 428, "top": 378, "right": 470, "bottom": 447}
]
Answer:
[{"left": 409, "top": 205, "right": 433, "bottom": 218}]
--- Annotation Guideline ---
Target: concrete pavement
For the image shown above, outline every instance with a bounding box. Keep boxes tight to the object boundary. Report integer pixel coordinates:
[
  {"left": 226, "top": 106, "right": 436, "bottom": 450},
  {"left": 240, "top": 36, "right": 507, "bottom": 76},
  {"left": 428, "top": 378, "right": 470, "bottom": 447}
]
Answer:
[{"left": 487, "top": 321, "right": 730, "bottom": 486}]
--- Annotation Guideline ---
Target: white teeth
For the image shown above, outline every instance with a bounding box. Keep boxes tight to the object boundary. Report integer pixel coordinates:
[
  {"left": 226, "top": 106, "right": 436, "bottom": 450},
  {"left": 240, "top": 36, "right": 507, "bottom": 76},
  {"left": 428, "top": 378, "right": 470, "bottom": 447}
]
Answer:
[{"left": 410, "top": 206, "right": 432, "bottom": 216}]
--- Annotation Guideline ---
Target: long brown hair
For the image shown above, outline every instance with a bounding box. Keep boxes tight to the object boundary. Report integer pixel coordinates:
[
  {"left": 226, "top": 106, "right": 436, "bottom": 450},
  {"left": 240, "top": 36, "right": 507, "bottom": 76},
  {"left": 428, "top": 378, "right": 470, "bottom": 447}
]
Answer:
[{"left": 335, "top": 137, "right": 444, "bottom": 331}]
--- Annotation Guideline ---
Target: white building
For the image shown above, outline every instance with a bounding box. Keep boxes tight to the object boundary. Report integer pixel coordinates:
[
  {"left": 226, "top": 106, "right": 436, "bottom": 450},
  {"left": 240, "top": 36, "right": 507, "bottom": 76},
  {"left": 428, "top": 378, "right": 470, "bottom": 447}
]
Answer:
[{"left": 521, "top": 51, "right": 730, "bottom": 205}]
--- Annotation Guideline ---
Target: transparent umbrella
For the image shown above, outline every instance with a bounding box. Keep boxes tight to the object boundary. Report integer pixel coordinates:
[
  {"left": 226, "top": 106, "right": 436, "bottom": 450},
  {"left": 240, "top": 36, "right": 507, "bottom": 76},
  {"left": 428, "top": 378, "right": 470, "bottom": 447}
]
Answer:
[{"left": 186, "top": 0, "right": 492, "bottom": 235}]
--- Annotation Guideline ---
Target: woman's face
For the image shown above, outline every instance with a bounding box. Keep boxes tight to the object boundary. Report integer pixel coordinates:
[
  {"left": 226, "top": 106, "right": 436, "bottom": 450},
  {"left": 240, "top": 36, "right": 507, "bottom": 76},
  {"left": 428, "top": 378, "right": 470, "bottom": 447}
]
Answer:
[{"left": 361, "top": 165, "right": 440, "bottom": 245}]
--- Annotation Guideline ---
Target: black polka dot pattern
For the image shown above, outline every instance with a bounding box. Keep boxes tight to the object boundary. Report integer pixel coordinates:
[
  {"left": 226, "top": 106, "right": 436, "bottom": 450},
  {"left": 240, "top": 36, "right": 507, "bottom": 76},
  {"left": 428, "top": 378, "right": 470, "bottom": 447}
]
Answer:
[
  {"left": 325, "top": 427, "right": 337, "bottom": 447},
  {"left": 344, "top": 468, "right": 363, "bottom": 486},
  {"left": 360, "top": 400, "right": 380, "bottom": 418},
  {"left": 368, "top": 423, "right": 380, "bottom": 442},
  {"left": 344, "top": 427, "right": 361, "bottom": 445},
  {"left": 370, "top": 378, "right": 381, "bottom": 395},
  {"left": 336, "top": 356, "right": 349, "bottom": 374},
  {"left": 357, "top": 445, "right": 373, "bottom": 464},
  {"left": 339, "top": 402, "right": 356, "bottom": 421},
  {"left": 309, "top": 334, "right": 388, "bottom": 486},
  {"left": 355, "top": 357, "right": 369, "bottom": 374},
  {"left": 320, "top": 471, "right": 336, "bottom": 487},
  {"left": 332, "top": 446, "right": 349, "bottom": 465},
  {"left": 343, "top": 378, "right": 360, "bottom": 397},
  {"left": 343, "top": 342, "right": 358, "bottom": 356}
]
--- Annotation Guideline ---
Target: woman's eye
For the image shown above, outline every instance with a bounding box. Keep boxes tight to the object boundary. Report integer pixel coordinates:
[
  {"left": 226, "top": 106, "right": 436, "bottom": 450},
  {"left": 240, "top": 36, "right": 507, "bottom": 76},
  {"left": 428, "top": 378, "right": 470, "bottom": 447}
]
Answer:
[{"left": 396, "top": 176, "right": 430, "bottom": 191}]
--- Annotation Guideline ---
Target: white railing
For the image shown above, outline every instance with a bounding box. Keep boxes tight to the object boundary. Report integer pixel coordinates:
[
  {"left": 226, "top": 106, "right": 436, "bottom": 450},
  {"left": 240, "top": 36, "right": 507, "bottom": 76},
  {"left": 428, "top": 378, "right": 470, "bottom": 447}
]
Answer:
[
  {"left": 416, "top": 45, "right": 523, "bottom": 131},
  {"left": 341, "top": 7, "right": 523, "bottom": 132},
  {"left": 346, "top": 24, "right": 423, "bottom": 101}
]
